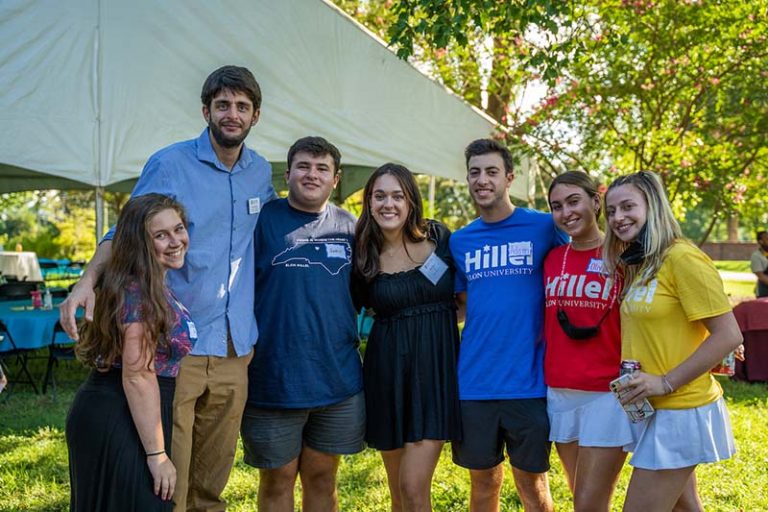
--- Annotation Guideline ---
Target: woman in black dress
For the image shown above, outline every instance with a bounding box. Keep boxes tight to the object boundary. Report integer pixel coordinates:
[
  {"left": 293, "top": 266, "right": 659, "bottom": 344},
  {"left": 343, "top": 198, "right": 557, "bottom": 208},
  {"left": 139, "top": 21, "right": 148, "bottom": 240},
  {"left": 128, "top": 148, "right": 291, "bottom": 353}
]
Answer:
[
  {"left": 354, "top": 163, "right": 461, "bottom": 512},
  {"left": 66, "top": 194, "right": 195, "bottom": 511}
]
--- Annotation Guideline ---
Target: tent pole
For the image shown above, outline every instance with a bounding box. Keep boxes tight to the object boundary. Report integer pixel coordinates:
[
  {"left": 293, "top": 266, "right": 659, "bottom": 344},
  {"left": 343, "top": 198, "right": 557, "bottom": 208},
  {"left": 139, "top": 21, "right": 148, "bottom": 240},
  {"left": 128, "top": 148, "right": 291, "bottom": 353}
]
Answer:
[
  {"left": 428, "top": 175, "right": 436, "bottom": 217},
  {"left": 95, "top": 186, "right": 105, "bottom": 241}
]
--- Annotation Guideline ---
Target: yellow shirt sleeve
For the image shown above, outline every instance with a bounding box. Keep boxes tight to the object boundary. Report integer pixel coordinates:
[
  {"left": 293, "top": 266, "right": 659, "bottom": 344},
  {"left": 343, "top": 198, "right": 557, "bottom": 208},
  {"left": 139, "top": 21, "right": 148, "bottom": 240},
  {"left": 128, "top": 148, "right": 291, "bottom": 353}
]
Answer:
[{"left": 667, "top": 243, "right": 732, "bottom": 322}]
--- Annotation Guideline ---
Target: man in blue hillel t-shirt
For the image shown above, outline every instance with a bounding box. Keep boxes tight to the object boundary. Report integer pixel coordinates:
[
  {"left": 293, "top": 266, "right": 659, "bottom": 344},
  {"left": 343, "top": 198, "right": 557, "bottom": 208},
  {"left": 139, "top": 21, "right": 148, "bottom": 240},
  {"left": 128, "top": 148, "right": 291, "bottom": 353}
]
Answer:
[
  {"left": 449, "top": 139, "right": 568, "bottom": 512},
  {"left": 241, "top": 136, "right": 364, "bottom": 512},
  {"left": 60, "top": 66, "right": 277, "bottom": 512}
]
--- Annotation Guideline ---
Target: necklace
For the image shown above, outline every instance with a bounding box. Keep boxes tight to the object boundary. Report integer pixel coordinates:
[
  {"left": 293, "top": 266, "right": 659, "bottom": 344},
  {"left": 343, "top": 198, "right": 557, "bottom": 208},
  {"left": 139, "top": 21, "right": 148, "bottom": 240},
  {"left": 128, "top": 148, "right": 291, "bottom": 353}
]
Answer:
[
  {"left": 557, "top": 243, "right": 618, "bottom": 310},
  {"left": 570, "top": 234, "right": 603, "bottom": 250}
]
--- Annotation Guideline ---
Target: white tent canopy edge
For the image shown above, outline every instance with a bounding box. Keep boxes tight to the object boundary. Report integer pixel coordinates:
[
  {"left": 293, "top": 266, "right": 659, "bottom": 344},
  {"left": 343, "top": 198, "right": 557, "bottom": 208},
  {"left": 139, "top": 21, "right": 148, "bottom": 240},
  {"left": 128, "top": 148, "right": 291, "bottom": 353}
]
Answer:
[{"left": 0, "top": 0, "right": 535, "bottom": 233}]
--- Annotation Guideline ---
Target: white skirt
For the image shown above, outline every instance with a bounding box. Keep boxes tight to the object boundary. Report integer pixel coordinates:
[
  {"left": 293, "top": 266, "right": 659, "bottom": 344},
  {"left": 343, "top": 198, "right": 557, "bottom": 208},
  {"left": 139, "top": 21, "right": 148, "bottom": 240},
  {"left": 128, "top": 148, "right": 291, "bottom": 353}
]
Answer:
[
  {"left": 629, "top": 398, "right": 736, "bottom": 470},
  {"left": 547, "top": 388, "right": 641, "bottom": 449}
]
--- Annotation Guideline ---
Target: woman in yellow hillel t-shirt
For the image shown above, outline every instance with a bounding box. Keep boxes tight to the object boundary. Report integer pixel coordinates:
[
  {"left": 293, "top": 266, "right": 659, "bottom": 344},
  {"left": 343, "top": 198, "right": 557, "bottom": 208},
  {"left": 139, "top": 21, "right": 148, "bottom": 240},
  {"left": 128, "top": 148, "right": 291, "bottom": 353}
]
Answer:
[{"left": 603, "top": 170, "right": 742, "bottom": 512}]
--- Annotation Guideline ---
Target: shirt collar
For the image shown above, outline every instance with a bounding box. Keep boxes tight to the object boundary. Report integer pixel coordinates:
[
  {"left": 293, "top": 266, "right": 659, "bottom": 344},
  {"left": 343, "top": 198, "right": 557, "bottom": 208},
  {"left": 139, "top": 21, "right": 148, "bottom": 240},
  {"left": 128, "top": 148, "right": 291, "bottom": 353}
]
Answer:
[{"left": 195, "top": 128, "right": 253, "bottom": 172}]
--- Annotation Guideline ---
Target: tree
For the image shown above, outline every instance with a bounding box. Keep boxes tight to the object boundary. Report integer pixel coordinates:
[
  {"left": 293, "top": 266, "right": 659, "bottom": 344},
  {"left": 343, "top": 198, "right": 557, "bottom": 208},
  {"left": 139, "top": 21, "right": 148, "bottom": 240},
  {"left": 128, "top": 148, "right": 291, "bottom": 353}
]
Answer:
[
  {"left": 346, "top": 0, "right": 768, "bottom": 242},
  {"left": 0, "top": 190, "right": 129, "bottom": 260},
  {"left": 514, "top": 0, "right": 768, "bottom": 243}
]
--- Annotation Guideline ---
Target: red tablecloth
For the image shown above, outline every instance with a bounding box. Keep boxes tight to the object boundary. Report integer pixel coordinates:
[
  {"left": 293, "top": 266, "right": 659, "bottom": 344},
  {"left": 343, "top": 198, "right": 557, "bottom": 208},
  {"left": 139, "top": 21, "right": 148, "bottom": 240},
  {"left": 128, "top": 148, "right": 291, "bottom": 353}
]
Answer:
[{"left": 733, "top": 298, "right": 768, "bottom": 382}]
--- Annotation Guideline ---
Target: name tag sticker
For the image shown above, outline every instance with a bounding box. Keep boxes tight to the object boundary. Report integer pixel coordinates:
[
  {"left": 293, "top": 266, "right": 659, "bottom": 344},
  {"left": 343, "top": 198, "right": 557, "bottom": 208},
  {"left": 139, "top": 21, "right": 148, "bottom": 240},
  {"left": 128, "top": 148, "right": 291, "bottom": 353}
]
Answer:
[
  {"left": 187, "top": 321, "right": 198, "bottom": 340},
  {"left": 508, "top": 241, "right": 533, "bottom": 257},
  {"left": 247, "top": 197, "right": 261, "bottom": 215},
  {"left": 325, "top": 243, "right": 347, "bottom": 259},
  {"left": 419, "top": 252, "right": 449, "bottom": 285},
  {"left": 587, "top": 258, "right": 603, "bottom": 274}
]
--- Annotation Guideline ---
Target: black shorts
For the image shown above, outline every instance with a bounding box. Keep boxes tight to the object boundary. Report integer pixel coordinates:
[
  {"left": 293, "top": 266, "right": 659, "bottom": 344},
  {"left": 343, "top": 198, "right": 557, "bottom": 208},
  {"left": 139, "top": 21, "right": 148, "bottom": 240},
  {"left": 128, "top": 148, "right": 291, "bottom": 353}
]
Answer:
[
  {"left": 451, "top": 398, "right": 551, "bottom": 473},
  {"left": 240, "top": 392, "right": 366, "bottom": 469}
]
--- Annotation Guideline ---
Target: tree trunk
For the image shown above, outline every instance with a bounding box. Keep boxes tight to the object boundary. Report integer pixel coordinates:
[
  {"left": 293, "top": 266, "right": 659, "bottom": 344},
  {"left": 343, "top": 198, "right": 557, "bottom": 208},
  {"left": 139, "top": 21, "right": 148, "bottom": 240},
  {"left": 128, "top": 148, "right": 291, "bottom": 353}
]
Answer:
[{"left": 727, "top": 212, "right": 739, "bottom": 242}]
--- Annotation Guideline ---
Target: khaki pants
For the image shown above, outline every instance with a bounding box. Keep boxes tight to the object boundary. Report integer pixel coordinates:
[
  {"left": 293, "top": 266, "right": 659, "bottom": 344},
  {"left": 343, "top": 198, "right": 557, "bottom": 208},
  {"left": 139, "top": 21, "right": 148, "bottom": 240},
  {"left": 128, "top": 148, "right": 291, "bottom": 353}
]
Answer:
[{"left": 171, "top": 345, "right": 252, "bottom": 512}]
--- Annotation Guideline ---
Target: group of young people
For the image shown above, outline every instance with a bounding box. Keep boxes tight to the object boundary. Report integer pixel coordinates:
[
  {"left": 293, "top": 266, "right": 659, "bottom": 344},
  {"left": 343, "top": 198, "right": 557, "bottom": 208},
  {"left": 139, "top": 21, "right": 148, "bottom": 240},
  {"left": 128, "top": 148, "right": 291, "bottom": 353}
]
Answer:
[{"left": 60, "top": 65, "right": 742, "bottom": 512}]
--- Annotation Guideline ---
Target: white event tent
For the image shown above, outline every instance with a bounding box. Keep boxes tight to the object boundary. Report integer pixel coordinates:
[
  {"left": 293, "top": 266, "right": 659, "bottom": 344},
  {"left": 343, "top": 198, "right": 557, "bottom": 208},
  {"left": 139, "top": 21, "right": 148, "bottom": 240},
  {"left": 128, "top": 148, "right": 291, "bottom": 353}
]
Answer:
[{"left": 0, "top": 0, "right": 535, "bottom": 233}]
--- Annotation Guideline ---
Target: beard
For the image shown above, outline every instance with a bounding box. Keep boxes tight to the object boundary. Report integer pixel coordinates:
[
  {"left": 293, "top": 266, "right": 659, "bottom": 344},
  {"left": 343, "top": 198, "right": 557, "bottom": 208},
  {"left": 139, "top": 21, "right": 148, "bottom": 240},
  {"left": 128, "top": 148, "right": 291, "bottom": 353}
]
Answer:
[{"left": 208, "top": 120, "right": 251, "bottom": 149}]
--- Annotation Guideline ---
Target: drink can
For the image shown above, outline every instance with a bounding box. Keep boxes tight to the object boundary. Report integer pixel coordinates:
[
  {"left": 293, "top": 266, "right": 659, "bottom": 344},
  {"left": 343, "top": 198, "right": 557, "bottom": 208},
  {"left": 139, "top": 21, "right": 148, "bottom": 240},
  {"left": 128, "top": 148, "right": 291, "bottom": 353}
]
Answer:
[
  {"left": 711, "top": 352, "right": 736, "bottom": 376},
  {"left": 30, "top": 290, "right": 42, "bottom": 309},
  {"left": 620, "top": 360, "right": 641, "bottom": 376}
]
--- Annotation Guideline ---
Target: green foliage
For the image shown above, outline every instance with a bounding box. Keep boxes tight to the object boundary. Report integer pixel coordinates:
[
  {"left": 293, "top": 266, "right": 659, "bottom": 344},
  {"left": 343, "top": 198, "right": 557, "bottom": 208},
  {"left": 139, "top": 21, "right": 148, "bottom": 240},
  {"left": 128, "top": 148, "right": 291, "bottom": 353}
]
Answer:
[
  {"left": 335, "top": 0, "right": 768, "bottom": 243},
  {"left": 380, "top": 0, "right": 578, "bottom": 85},
  {"left": 516, "top": 0, "right": 768, "bottom": 243},
  {"left": 0, "top": 191, "right": 59, "bottom": 255},
  {"left": 0, "top": 190, "right": 126, "bottom": 260},
  {"left": 52, "top": 206, "right": 96, "bottom": 263},
  {"left": 2, "top": 365, "right": 767, "bottom": 511}
]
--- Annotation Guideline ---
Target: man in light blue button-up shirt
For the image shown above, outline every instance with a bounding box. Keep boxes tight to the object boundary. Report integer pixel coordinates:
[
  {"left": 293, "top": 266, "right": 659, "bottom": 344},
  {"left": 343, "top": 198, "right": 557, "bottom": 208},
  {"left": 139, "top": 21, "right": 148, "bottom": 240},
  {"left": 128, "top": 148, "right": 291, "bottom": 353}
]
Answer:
[{"left": 60, "top": 65, "right": 276, "bottom": 511}]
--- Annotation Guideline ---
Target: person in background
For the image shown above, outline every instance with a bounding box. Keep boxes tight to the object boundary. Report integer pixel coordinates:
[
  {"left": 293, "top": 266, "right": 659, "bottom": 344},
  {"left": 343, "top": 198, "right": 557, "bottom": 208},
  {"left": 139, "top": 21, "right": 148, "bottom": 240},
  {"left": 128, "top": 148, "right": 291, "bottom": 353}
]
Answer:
[
  {"left": 605, "top": 171, "right": 742, "bottom": 512},
  {"left": 67, "top": 194, "right": 193, "bottom": 511},
  {"left": 59, "top": 65, "right": 276, "bottom": 511},
  {"left": 353, "top": 163, "right": 461, "bottom": 512},
  {"left": 543, "top": 171, "right": 632, "bottom": 511},
  {"left": 449, "top": 139, "right": 567, "bottom": 512},
  {"left": 750, "top": 230, "right": 768, "bottom": 298}
]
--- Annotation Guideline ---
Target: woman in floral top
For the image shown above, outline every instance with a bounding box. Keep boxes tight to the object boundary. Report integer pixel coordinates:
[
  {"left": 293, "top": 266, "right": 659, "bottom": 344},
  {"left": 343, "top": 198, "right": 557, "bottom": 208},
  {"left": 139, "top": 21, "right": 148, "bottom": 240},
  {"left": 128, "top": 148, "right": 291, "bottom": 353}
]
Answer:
[{"left": 67, "top": 193, "right": 195, "bottom": 511}]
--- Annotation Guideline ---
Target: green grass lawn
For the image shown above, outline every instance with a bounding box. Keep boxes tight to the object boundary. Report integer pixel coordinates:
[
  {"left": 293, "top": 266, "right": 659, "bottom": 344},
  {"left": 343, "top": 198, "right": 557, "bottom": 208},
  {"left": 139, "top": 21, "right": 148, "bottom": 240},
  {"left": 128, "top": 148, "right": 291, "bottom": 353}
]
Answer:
[
  {"left": 714, "top": 261, "right": 752, "bottom": 274},
  {"left": 2, "top": 360, "right": 767, "bottom": 511},
  {"left": 723, "top": 279, "right": 757, "bottom": 301}
]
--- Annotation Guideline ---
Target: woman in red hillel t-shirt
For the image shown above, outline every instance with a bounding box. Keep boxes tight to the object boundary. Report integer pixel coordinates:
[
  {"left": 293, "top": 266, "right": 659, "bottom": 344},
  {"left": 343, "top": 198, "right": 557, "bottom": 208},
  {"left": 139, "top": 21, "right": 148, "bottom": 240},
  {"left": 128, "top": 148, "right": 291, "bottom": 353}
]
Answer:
[{"left": 543, "top": 171, "right": 632, "bottom": 511}]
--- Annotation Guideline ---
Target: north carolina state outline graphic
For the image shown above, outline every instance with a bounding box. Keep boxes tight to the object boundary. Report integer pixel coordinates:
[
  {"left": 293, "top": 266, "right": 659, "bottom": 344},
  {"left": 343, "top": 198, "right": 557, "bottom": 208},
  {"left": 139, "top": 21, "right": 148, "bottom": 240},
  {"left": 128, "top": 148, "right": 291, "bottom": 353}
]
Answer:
[{"left": 271, "top": 239, "right": 352, "bottom": 275}]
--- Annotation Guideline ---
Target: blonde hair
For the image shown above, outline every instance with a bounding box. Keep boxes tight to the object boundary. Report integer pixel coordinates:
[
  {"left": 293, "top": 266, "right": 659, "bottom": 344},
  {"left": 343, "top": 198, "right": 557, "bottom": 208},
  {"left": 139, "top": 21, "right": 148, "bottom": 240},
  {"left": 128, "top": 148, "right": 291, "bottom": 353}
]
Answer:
[{"left": 603, "top": 171, "right": 683, "bottom": 288}]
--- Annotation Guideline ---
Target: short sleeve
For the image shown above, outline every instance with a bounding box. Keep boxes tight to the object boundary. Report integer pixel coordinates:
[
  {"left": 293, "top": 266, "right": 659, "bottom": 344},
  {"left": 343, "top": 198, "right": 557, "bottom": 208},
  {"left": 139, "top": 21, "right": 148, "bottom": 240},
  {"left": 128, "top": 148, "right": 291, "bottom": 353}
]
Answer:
[
  {"left": 454, "top": 264, "right": 467, "bottom": 293},
  {"left": 350, "top": 272, "right": 369, "bottom": 311},
  {"left": 428, "top": 220, "right": 453, "bottom": 267},
  {"left": 668, "top": 243, "right": 731, "bottom": 321},
  {"left": 449, "top": 230, "right": 467, "bottom": 293},
  {"left": 552, "top": 221, "right": 569, "bottom": 248},
  {"left": 751, "top": 252, "right": 766, "bottom": 273},
  {"left": 121, "top": 283, "right": 145, "bottom": 324},
  {"left": 103, "top": 156, "right": 174, "bottom": 242}
]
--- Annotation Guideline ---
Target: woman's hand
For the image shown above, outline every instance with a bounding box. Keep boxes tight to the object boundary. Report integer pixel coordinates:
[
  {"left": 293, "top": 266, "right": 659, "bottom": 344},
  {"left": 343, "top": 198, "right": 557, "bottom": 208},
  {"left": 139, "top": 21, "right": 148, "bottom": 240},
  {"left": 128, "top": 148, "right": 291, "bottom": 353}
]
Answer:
[
  {"left": 147, "top": 452, "right": 176, "bottom": 501},
  {"left": 615, "top": 371, "right": 667, "bottom": 406}
]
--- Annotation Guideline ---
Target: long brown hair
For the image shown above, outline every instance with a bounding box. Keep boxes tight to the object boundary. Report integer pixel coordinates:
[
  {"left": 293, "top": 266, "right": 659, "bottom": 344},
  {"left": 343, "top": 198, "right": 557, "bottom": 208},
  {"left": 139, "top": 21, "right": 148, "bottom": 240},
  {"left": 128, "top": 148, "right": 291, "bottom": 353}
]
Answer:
[
  {"left": 76, "top": 194, "right": 188, "bottom": 370},
  {"left": 354, "top": 163, "right": 427, "bottom": 281}
]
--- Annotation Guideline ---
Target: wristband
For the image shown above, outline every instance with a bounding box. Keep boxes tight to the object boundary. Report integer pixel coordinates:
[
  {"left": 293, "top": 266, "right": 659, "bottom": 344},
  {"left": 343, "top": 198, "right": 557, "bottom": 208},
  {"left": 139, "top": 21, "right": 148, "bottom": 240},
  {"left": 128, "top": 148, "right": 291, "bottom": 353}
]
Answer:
[
  {"left": 661, "top": 375, "right": 675, "bottom": 395},
  {"left": 146, "top": 450, "right": 165, "bottom": 457}
]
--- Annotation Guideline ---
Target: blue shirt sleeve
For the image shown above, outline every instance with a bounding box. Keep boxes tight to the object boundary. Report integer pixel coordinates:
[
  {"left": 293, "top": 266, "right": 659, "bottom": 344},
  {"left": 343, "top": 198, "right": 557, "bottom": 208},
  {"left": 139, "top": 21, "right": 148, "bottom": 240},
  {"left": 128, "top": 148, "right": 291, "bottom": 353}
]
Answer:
[
  {"left": 101, "top": 156, "right": 174, "bottom": 242},
  {"left": 553, "top": 223, "right": 569, "bottom": 247},
  {"left": 450, "top": 237, "right": 468, "bottom": 293}
]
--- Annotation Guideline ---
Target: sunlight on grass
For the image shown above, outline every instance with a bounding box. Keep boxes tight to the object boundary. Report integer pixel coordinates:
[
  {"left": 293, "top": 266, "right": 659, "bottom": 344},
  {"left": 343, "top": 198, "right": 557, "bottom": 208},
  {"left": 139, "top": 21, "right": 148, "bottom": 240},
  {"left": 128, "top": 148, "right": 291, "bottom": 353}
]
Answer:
[
  {"left": 1, "top": 367, "right": 767, "bottom": 510},
  {"left": 714, "top": 261, "right": 752, "bottom": 274}
]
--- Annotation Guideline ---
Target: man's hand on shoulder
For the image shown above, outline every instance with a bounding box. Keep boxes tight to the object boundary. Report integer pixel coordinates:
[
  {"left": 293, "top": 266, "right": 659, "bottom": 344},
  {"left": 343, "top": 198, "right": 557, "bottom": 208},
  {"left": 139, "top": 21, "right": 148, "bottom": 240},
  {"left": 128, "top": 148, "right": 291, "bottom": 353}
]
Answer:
[{"left": 59, "top": 281, "right": 96, "bottom": 340}]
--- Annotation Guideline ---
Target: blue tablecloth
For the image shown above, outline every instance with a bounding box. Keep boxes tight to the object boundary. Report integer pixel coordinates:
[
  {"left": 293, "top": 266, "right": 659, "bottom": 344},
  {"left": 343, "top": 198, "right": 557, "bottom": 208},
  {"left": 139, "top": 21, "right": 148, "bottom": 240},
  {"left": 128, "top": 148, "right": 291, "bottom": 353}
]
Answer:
[{"left": 0, "top": 300, "right": 75, "bottom": 352}]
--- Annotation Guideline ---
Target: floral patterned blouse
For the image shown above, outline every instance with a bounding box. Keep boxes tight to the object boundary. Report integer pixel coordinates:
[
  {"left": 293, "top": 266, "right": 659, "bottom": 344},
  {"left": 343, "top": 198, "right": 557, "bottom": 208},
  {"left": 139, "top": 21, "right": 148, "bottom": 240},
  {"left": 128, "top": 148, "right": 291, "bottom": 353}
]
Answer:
[{"left": 116, "top": 281, "right": 195, "bottom": 377}]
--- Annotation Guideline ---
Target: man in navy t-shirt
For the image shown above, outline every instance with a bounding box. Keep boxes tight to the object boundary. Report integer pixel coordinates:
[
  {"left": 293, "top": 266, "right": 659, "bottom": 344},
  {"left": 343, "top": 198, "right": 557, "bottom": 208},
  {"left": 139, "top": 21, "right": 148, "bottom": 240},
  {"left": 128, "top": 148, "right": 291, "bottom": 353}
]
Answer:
[
  {"left": 449, "top": 139, "right": 567, "bottom": 512},
  {"left": 241, "top": 136, "right": 364, "bottom": 511}
]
